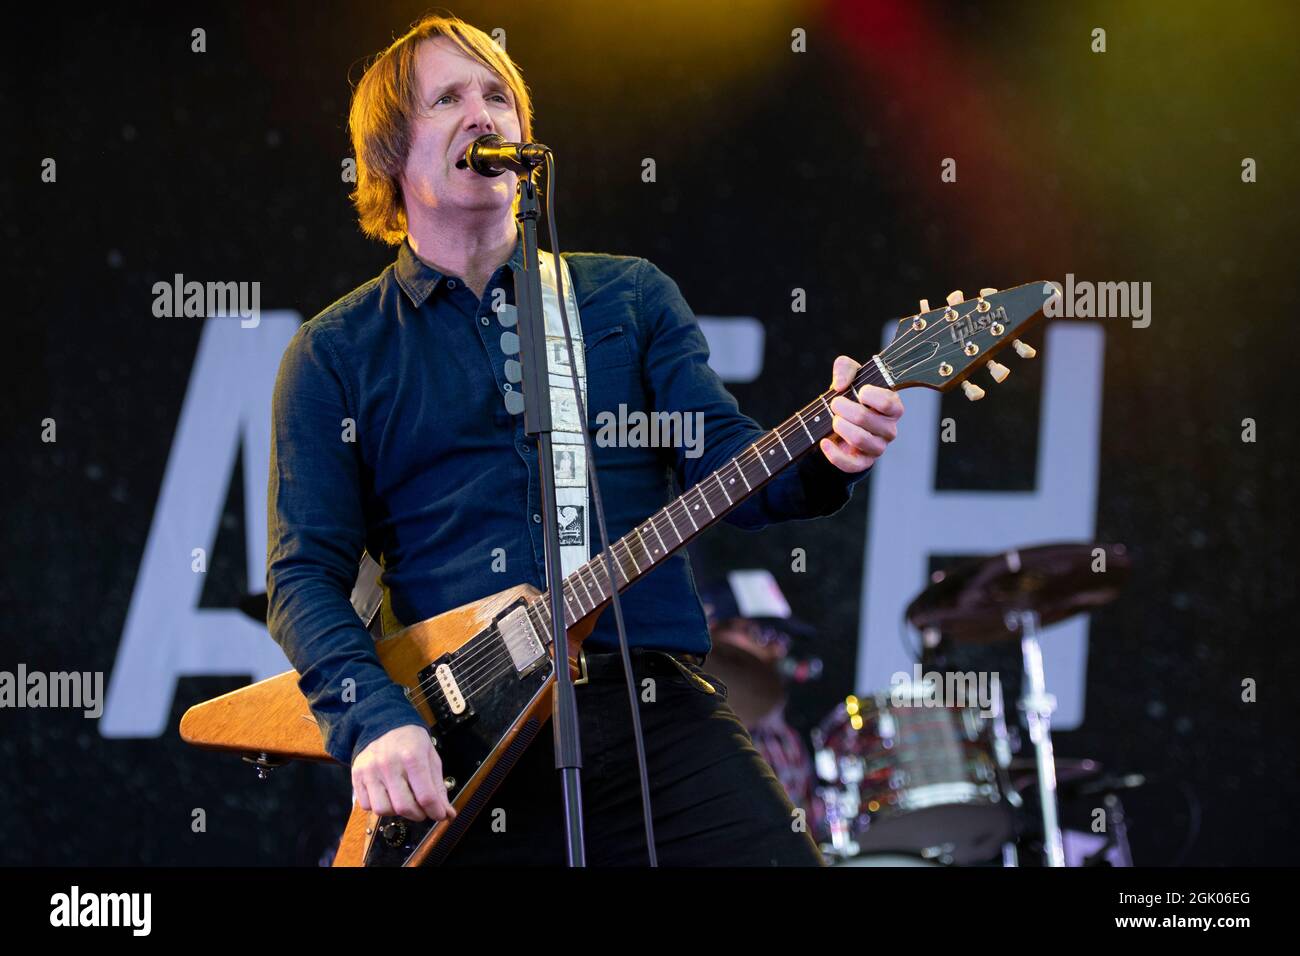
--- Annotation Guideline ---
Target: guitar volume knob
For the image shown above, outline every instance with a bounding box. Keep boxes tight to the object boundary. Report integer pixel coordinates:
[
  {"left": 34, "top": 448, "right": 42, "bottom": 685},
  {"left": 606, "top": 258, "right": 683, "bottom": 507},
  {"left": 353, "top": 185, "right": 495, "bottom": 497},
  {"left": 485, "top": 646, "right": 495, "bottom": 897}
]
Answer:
[{"left": 380, "top": 819, "right": 409, "bottom": 848}]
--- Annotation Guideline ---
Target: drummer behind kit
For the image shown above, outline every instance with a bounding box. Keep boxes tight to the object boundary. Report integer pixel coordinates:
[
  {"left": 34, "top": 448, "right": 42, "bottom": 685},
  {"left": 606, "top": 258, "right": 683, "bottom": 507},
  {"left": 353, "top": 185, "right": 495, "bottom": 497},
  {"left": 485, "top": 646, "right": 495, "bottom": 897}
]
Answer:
[
  {"left": 805, "top": 543, "right": 1140, "bottom": 866},
  {"left": 699, "top": 570, "right": 827, "bottom": 840}
]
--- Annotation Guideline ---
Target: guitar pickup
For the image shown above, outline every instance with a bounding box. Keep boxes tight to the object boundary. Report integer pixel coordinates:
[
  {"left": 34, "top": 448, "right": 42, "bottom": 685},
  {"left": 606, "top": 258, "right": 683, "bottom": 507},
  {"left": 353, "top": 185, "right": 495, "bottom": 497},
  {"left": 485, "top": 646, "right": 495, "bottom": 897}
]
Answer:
[
  {"left": 497, "top": 604, "right": 546, "bottom": 676},
  {"left": 434, "top": 664, "right": 466, "bottom": 716},
  {"left": 415, "top": 654, "right": 476, "bottom": 729}
]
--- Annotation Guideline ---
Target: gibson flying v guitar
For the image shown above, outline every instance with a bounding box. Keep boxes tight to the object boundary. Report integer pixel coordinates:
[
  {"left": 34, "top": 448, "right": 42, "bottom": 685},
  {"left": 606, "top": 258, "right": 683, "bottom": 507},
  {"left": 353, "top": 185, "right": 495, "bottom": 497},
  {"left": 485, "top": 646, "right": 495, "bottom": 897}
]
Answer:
[{"left": 180, "top": 281, "right": 1057, "bottom": 866}]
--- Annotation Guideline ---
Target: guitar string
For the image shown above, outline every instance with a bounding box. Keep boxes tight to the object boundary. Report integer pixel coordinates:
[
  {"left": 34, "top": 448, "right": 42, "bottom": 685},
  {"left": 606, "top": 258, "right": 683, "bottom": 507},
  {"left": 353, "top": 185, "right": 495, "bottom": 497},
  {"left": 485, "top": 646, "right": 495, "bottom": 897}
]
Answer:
[
  {"left": 417, "top": 398, "right": 842, "bottom": 698},
  {"left": 411, "top": 312, "right": 1007, "bottom": 706},
  {"left": 409, "top": 304, "right": 997, "bottom": 704},
  {"left": 411, "top": 368, "right": 988, "bottom": 706},
  {"left": 423, "top": 394, "right": 857, "bottom": 701},
  {"left": 445, "top": 289, "right": 1010, "bottom": 679},
  {"left": 407, "top": 294, "right": 1040, "bottom": 703},
  {"left": 453, "top": 293, "right": 1004, "bottom": 651},
  {"left": 411, "top": 366, "right": 880, "bottom": 703}
]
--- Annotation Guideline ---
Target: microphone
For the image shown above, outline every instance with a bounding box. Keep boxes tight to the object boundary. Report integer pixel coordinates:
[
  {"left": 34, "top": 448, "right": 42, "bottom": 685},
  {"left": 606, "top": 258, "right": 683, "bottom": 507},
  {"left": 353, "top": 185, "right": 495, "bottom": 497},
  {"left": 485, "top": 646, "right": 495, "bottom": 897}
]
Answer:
[{"left": 455, "top": 133, "right": 549, "bottom": 177}]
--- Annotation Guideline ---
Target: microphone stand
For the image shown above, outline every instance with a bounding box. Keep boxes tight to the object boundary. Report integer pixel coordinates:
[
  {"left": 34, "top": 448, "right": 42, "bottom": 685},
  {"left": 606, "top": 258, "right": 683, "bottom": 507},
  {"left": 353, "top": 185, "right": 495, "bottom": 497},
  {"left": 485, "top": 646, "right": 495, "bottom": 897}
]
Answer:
[{"left": 512, "top": 166, "right": 586, "bottom": 867}]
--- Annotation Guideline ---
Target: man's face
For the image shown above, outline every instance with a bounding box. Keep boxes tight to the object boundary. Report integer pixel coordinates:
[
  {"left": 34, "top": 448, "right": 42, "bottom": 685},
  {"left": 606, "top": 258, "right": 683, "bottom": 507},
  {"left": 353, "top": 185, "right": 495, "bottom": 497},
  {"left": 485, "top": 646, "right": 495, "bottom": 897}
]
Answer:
[
  {"left": 400, "top": 37, "right": 523, "bottom": 224},
  {"left": 712, "top": 619, "right": 791, "bottom": 664}
]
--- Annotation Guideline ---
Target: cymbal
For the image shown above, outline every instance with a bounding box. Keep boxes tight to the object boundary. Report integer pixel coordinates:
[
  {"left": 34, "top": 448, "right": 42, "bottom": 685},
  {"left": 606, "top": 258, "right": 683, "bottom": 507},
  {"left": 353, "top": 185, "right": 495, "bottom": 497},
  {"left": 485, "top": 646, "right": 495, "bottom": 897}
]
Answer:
[
  {"left": 906, "top": 542, "right": 1130, "bottom": 644},
  {"left": 1009, "top": 757, "right": 1103, "bottom": 793}
]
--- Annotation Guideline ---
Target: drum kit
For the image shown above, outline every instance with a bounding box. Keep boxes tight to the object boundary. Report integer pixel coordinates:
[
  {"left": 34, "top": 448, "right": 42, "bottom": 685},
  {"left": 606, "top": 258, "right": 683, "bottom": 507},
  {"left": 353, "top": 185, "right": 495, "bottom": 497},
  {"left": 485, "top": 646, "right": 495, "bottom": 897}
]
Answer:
[{"left": 808, "top": 543, "right": 1136, "bottom": 867}]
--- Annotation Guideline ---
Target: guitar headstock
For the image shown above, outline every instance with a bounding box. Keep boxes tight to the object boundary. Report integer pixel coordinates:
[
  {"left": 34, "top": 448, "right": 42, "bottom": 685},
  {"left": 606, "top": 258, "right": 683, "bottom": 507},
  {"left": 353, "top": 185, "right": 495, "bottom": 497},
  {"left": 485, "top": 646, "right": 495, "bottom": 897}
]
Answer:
[{"left": 877, "top": 282, "right": 1058, "bottom": 399}]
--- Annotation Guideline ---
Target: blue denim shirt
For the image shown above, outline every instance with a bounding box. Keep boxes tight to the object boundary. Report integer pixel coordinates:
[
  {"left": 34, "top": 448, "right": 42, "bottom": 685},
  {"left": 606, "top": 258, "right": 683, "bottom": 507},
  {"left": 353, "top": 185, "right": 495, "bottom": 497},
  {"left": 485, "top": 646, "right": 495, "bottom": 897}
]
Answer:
[{"left": 267, "top": 229, "right": 870, "bottom": 764}]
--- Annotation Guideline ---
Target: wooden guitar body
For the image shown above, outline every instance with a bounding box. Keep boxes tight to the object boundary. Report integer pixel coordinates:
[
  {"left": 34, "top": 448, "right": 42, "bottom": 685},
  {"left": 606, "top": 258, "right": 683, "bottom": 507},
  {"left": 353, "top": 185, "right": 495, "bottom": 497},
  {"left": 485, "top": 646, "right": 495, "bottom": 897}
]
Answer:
[{"left": 181, "top": 583, "right": 597, "bottom": 866}]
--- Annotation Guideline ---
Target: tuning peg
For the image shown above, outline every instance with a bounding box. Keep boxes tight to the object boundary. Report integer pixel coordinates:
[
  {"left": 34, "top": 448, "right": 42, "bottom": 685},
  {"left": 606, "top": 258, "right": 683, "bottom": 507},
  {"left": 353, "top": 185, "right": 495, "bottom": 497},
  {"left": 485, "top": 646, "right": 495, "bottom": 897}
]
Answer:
[
  {"left": 1012, "top": 339, "right": 1037, "bottom": 359},
  {"left": 961, "top": 381, "right": 986, "bottom": 401},
  {"left": 918, "top": 298, "right": 931, "bottom": 314},
  {"left": 987, "top": 360, "right": 1010, "bottom": 383},
  {"left": 979, "top": 287, "right": 998, "bottom": 297},
  {"left": 946, "top": 290, "right": 964, "bottom": 306}
]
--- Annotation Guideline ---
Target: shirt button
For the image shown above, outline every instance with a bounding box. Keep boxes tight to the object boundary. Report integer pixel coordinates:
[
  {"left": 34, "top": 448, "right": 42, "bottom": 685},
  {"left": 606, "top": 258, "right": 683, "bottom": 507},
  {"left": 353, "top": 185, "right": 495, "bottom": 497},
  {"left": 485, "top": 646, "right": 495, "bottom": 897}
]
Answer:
[
  {"left": 503, "top": 383, "right": 513, "bottom": 391},
  {"left": 533, "top": 513, "right": 542, "bottom": 523},
  {"left": 446, "top": 279, "right": 457, "bottom": 289},
  {"left": 480, "top": 316, "right": 490, "bottom": 326}
]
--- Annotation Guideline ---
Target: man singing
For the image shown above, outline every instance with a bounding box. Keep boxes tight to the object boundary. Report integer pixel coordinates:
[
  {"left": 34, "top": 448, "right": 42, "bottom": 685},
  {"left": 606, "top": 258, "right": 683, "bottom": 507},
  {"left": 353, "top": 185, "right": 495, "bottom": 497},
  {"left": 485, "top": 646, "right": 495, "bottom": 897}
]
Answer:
[{"left": 267, "top": 13, "right": 903, "bottom": 866}]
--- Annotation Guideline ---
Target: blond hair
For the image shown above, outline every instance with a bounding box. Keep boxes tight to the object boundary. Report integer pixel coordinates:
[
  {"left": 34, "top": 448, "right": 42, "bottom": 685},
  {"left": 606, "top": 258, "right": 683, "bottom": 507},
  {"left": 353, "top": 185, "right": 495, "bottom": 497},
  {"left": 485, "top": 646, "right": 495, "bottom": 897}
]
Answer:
[{"left": 348, "top": 13, "right": 535, "bottom": 245}]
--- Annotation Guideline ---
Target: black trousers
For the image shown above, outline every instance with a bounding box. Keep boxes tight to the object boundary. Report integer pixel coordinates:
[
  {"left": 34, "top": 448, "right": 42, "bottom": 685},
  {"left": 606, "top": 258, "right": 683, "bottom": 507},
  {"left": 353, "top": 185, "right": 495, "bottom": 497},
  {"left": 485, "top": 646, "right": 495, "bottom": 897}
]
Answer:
[{"left": 442, "top": 647, "right": 824, "bottom": 866}]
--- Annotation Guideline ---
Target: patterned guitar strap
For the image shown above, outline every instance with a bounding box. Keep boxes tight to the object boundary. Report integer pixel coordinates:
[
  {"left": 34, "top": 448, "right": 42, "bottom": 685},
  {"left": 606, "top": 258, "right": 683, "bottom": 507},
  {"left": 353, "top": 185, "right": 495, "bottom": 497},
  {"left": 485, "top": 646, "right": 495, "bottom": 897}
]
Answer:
[{"left": 352, "top": 250, "right": 590, "bottom": 637}]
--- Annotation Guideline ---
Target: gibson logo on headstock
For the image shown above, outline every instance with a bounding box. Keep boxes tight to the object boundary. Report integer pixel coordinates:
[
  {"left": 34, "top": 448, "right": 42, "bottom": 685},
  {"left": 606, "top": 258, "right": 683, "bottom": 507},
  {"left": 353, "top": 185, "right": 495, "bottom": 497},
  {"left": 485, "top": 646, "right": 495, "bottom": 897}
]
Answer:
[{"left": 948, "top": 305, "right": 1008, "bottom": 345}]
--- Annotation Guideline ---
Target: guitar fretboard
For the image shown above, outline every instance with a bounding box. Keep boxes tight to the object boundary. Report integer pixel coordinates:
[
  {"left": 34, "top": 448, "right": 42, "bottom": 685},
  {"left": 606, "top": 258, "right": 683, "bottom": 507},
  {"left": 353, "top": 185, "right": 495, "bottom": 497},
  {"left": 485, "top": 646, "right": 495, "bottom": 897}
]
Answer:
[{"left": 522, "top": 359, "right": 890, "bottom": 641}]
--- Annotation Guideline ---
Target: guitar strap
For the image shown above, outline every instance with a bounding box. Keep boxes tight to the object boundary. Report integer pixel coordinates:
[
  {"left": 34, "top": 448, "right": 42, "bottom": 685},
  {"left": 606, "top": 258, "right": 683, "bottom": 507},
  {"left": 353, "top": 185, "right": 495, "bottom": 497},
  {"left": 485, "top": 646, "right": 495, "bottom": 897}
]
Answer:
[
  {"left": 352, "top": 251, "right": 589, "bottom": 639},
  {"left": 533, "top": 249, "right": 591, "bottom": 582}
]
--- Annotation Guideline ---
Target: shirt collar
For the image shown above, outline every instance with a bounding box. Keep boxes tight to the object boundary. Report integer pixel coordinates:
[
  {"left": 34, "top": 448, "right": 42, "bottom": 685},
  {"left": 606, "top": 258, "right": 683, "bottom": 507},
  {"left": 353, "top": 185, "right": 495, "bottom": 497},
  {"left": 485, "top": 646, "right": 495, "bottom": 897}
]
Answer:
[{"left": 395, "top": 223, "right": 526, "bottom": 308}]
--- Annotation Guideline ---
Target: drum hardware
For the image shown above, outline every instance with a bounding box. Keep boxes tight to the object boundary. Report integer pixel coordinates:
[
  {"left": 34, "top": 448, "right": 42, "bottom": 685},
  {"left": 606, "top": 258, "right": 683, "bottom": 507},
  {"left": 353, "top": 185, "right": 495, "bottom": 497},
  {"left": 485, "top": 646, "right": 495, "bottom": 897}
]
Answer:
[
  {"left": 812, "top": 542, "right": 1132, "bottom": 867},
  {"left": 831, "top": 851, "right": 949, "bottom": 867},
  {"left": 1009, "top": 606, "right": 1065, "bottom": 866},
  {"left": 904, "top": 542, "right": 1130, "bottom": 867},
  {"left": 241, "top": 752, "right": 287, "bottom": 779}
]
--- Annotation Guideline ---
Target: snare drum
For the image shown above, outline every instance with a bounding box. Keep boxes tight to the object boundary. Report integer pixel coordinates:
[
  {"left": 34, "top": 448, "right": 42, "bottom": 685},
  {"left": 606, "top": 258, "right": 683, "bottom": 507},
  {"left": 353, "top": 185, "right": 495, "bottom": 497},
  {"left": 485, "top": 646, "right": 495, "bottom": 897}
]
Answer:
[
  {"left": 831, "top": 852, "right": 946, "bottom": 867},
  {"left": 813, "top": 684, "right": 1013, "bottom": 865}
]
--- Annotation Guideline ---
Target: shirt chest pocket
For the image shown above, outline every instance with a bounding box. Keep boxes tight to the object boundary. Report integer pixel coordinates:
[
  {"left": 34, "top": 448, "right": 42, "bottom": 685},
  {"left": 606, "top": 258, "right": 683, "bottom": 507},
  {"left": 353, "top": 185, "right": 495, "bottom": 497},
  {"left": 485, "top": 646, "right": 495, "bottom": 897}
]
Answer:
[
  {"left": 583, "top": 324, "right": 633, "bottom": 370},
  {"left": 583, "top": 325, "right": 646, "bottom": 424}
]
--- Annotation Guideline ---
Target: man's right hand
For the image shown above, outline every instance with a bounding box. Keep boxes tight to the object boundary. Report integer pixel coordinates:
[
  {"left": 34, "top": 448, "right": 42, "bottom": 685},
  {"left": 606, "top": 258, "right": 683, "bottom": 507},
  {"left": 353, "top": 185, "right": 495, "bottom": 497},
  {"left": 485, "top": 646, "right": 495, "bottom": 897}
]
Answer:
[{"left": 351, "top": 724, "right": 458, "bottom": 823}]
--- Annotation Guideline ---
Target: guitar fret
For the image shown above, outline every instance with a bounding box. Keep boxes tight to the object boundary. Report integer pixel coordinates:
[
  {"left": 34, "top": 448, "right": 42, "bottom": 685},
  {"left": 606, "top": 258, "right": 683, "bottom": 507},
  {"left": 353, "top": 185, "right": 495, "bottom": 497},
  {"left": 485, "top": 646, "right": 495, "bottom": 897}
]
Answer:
[
  {"left": 622, "top": 539, "right": 642, "bottom": 574},
  {"left": 527, "top": 602, "right": 545, "bottom": 636},
  {"left": 754, "top": 444, "right": 771, "bottom": 475},
  {"left": 735, "top": 461, "right": 752, "bottom": 490},
  {"left": 697, "top": 489, "right": 715, "bottom": 518},
  {"left": 650, "top": 521, "right": 669, "bottom": 555},
  {"left": 535, "top": 602, "right": 560, "bottom": 642},
  {"left": 664, "top": 509, "right": 685, "bottom": 544},
  {"left": 558, "top": 581, "right": 575, "bottom": 618},
  {"left": 588, "top": 564, "right": 608, "bottom": 605},
  {"left": 714, "top": 472, "right": 732, "bottom": 505},
  {"left": 577, "top": 569, "right": 596, "bottom": 606},
  {"left": 683, "top": 502, "right": 699, "bottom": 531},
  {"left": 635, "top": 527, "right": 656, "bottom": 564},
  {"left": 775, "top": 428, "right": 790, "bottom": 457},
  {"left": 797, "top": 410, "right": 814, "bottom": 442},
  {"left": 609, "top": 548, "right": 630, "bottom": 587},
  {"left": 589, "top": 559, "right": 612, "bottom": 598},
  {"left": 818, "top": 395, "right": 833, "bottom": 421}
]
